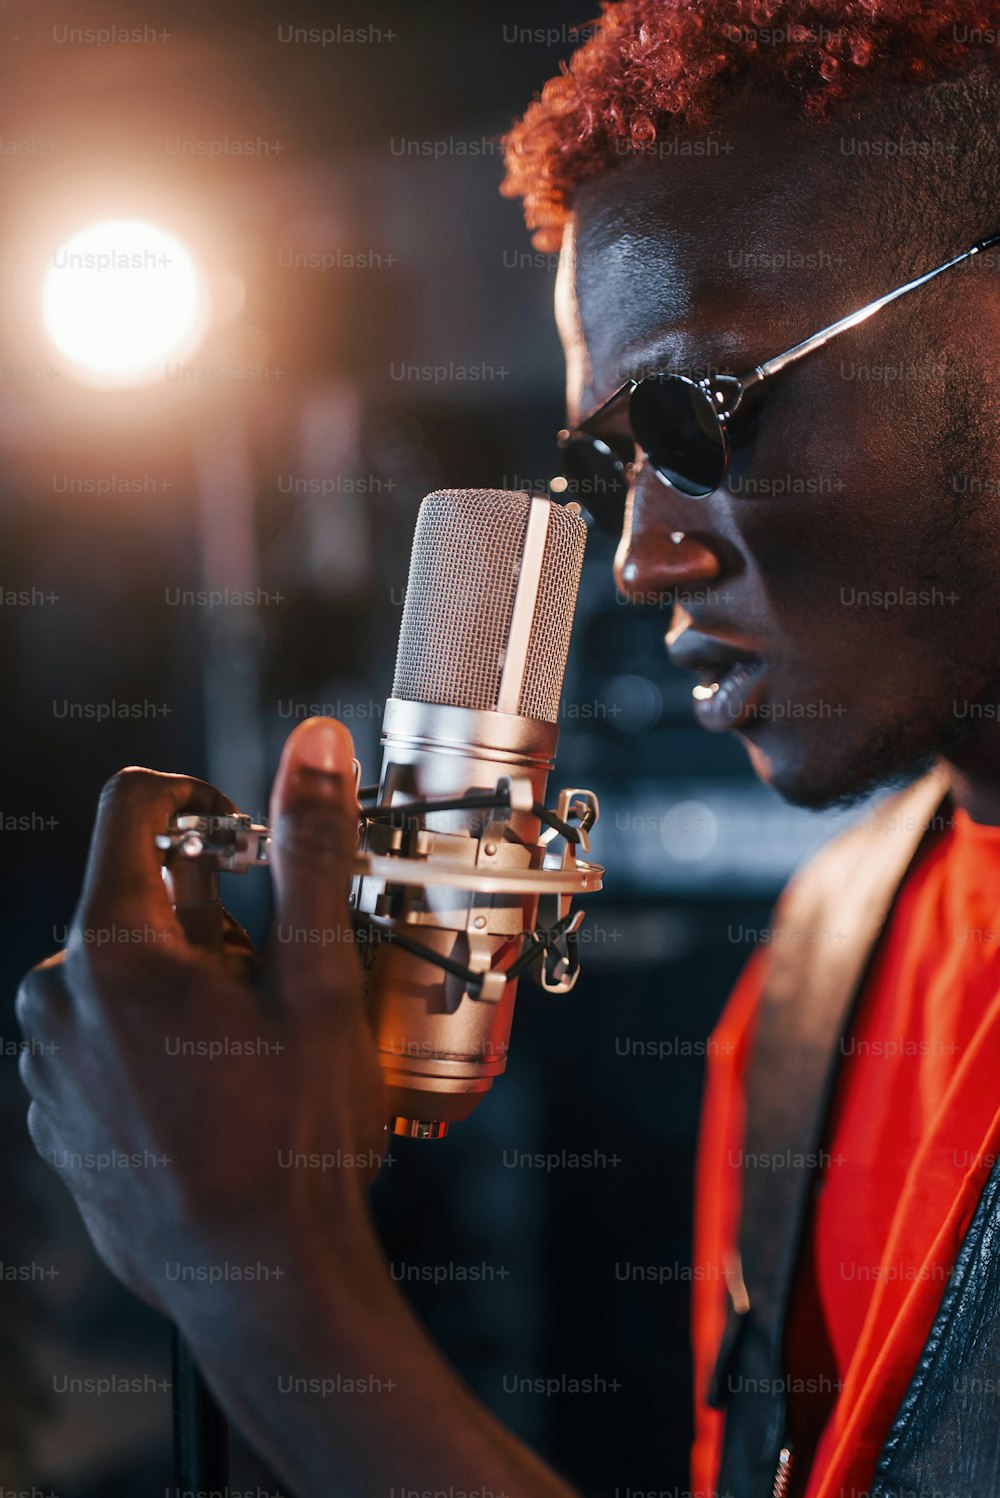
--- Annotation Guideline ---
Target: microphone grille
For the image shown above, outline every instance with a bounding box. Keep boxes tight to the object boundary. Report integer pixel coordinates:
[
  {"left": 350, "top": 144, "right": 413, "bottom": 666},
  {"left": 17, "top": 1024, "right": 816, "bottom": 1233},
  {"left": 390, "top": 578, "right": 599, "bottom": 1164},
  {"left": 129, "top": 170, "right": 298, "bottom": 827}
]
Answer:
[{"left": 391, "top": 489, "right": 587, "bottom": 723}]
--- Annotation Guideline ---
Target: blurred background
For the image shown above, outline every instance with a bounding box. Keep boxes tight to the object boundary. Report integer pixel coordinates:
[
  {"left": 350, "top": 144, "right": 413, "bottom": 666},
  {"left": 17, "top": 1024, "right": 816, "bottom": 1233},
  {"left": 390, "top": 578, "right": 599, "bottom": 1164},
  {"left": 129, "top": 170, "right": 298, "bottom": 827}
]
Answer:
[{"left": 0, "top": 2, "right": 859, "bottom": 1493}]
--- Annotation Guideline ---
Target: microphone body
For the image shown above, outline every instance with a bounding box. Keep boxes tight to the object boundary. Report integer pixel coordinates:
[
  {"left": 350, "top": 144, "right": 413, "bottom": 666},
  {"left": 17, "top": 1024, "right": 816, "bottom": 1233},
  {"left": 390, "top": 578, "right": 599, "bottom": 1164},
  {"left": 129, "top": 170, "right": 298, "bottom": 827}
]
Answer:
[{"left": 357, "top": 489, "right": 589, "bottom": 1137}]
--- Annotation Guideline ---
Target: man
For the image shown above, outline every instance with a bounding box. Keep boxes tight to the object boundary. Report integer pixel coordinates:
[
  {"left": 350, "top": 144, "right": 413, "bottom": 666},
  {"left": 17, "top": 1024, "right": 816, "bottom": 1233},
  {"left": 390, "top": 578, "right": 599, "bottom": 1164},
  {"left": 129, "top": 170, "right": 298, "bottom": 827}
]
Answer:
[{"left": 16, "top": 4, "right": 1000, "bottom": 1496}]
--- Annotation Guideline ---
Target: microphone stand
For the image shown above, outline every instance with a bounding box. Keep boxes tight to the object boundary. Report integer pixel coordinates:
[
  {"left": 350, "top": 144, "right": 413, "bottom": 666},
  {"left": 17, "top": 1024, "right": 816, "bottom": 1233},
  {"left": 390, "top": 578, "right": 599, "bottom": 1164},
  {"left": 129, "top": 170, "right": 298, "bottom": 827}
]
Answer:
[
  {"left": 172, "top": 1329, "right": 229, "bottom": 1492},
  {"left": 166, "top": 862, "right": 231, "bottom": 1492}
]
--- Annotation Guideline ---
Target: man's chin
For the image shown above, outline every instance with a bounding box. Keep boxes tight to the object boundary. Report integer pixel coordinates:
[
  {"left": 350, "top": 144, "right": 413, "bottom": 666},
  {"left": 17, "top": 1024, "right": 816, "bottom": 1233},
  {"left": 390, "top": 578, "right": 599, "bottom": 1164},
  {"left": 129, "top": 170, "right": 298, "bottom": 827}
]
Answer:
[
  {"left": 727, "top": 675, "right": 1000, "bottom": 812},
  {"left": 741, "top": 727, "right": 936, "bottom": 813}
]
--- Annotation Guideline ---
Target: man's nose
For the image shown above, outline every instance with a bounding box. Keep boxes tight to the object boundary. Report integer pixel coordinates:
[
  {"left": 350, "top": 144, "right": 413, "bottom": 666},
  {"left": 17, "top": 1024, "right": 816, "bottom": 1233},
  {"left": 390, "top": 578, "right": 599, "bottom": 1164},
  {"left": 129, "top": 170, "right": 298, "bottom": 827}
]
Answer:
[{"left": 613, "top": 479, "right": 724, "bottom": 602}]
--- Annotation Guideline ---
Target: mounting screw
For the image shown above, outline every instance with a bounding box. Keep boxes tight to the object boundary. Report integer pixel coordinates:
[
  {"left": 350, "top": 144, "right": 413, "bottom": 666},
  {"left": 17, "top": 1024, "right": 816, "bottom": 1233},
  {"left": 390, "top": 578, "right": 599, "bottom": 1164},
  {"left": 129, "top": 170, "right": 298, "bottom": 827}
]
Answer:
[
  {"left": 473, "top": 915, "right": 487, "bottom": 929},
  {"left": 484, "top": 842, "right": 497, "bottom": 856}
]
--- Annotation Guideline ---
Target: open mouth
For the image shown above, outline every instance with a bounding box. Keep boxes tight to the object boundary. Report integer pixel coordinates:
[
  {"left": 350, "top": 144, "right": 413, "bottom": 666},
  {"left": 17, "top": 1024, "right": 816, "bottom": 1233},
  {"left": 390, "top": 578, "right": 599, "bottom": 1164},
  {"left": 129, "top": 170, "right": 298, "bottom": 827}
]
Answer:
[
  {"left": 667, "top": 628, "right": 768, "bottom": 733},
  {"left": 689, "top": 659, "right": 768, "bottom": 732}
]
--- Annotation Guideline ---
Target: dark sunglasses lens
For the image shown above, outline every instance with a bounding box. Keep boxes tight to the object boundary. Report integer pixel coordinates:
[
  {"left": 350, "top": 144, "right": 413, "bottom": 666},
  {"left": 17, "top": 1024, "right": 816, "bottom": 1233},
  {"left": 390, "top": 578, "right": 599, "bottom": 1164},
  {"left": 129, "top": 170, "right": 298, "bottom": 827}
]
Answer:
[
  {"left": 630, "top": 376, "right": 726, "bottom": 497},
  {"left": 554, "top": 435, "right": 629, "bottom": 536}
]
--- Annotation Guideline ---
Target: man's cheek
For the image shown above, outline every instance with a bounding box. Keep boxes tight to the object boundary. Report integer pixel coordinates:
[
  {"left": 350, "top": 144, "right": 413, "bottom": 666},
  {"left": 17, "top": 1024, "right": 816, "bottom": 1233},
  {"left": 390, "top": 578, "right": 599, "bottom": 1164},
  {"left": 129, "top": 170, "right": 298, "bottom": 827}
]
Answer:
[{"left": 735, "top": 406, "right": 908, "bottom": 604}]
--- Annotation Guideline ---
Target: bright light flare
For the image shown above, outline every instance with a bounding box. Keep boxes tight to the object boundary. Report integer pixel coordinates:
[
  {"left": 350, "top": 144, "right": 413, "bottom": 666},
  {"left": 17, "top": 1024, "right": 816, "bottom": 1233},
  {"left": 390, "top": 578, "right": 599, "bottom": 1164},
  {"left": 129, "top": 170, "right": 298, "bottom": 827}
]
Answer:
[{"left": 43, "top": 218, "right": 204, "bottom": 387}]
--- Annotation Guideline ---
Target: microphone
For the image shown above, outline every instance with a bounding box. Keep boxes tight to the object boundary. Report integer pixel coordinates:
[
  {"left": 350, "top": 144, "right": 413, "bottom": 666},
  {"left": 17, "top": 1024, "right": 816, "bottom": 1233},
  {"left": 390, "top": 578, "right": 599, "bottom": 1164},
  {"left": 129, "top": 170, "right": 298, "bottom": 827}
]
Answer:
[
  {"left": 158, "top": 488, "right": 603, "bottom": 1139},
  {"left": 360, "top": 488, "right": 598, "bottom": 1137}
]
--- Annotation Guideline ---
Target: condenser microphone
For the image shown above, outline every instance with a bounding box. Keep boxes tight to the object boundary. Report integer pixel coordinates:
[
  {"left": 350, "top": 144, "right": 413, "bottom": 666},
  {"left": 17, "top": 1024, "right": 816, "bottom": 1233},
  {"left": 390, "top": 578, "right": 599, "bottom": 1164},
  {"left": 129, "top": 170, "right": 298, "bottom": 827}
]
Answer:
[
  {"left": 158, "top": 488, "right": 603, "bottom": 1140},
  {"left": 360, "top": 488, "right": 591, "bottom": 1137}
]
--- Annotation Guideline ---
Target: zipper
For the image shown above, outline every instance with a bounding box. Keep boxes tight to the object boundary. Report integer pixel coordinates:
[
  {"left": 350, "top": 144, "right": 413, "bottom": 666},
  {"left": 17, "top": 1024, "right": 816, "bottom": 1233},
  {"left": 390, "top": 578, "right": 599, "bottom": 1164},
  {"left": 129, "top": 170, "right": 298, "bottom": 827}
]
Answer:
[{"left": 772, "top": 1443, "right": 793, "bottom": 1498}]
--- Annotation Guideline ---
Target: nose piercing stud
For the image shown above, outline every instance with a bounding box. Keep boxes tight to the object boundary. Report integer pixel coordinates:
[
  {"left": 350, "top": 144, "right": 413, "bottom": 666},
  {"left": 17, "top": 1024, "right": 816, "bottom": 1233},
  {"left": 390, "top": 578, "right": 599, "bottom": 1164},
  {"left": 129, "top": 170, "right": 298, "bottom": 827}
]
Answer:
[{"left": 670, "top": 531, "right": 685, "bottom": 544}]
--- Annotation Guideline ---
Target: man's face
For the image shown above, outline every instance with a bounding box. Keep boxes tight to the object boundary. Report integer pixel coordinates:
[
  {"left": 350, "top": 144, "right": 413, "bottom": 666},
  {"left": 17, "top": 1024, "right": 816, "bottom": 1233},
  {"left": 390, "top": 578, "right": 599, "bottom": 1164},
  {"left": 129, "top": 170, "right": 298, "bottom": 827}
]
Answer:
[{"left": 558, "top": 102, "right": 1000, "bottom": 808}]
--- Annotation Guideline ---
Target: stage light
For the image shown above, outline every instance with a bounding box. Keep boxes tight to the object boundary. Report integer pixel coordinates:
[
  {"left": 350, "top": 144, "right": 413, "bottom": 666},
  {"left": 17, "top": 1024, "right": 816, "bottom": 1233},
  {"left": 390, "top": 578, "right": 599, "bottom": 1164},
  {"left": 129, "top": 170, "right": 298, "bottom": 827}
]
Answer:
[{"left": 42, "top": 218, "right": 204, "bottom": 387}]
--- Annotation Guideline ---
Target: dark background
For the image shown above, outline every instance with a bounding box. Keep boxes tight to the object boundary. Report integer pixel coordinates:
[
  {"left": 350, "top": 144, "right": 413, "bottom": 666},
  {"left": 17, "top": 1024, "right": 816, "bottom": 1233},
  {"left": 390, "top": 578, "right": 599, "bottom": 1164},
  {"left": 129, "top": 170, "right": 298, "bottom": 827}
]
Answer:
[{"left": 0, "top": 3, "right": 854, "bottom": 1493}]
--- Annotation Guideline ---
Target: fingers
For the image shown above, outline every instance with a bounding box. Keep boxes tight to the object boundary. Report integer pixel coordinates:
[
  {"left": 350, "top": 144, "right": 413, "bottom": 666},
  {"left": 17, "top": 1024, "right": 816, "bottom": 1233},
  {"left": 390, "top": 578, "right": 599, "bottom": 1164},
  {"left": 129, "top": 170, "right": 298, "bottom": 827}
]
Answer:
[
  {"left": 25, "top": 1101, "right": 57, "bottom": 1168},
  {"left": 221, "top": 908, "right": 257, "bottom": 956},
  {"left": 221, "top": 908, "right": 263, "bottom": 984},
  {"left": 16, "top": 960, "right": 71, "bottom": 1110},
  {"left": 71, "top": 769, "right": 237, "bottom": 950},
  {"left": 267, "top": 717, "right": 362, "bottom": 1013}
]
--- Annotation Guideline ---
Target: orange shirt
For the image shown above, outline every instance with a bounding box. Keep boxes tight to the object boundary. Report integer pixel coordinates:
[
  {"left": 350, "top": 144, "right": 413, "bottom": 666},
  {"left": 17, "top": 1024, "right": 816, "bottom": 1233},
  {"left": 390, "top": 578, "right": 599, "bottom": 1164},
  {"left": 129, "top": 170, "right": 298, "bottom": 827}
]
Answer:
[{"left": 692, "top": 808, "right": 1000, "bottom": 1498}]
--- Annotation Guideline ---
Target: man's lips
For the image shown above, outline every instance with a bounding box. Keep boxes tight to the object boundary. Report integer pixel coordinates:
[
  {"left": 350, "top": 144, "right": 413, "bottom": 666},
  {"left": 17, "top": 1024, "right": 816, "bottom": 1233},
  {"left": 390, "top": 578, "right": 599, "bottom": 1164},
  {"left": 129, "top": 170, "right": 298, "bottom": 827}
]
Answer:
[
  {"left": 666, "top": 628, "right": 768, "bottom": 732},
  {"left": 667, "top": 628, "right": 762, "bottom": 676}
]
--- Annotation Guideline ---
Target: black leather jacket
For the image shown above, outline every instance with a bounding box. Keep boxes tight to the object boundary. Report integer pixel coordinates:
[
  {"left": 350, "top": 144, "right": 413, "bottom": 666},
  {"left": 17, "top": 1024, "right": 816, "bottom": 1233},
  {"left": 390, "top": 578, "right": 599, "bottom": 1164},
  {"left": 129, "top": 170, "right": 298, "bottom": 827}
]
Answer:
[{"left": 708, "top": 770, "right": 1000, "bottom": 1498}]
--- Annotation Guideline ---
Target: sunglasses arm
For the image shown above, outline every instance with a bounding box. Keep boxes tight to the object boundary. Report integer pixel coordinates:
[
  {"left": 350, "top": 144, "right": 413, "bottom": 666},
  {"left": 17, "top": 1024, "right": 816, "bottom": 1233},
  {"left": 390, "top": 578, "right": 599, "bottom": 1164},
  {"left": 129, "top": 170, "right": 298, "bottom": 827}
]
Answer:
[{"left": 749, "top": 227, "right": 1000, "bottom": 389}]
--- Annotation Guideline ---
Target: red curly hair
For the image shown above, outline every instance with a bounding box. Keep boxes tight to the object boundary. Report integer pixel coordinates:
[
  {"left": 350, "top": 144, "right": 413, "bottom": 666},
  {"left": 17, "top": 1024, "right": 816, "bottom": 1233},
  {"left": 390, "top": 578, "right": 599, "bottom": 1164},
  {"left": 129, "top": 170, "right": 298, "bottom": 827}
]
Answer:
[{"left": 501, "top": 1, "right": 1000, "bottom": 249}]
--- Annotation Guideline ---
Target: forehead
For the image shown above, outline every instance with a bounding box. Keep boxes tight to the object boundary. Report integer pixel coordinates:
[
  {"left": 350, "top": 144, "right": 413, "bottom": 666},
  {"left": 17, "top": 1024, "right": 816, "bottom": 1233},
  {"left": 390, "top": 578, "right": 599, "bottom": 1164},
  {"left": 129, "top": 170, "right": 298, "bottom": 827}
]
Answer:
[{"left": 556, "top": 114, "right": 903, "bottom": 423}]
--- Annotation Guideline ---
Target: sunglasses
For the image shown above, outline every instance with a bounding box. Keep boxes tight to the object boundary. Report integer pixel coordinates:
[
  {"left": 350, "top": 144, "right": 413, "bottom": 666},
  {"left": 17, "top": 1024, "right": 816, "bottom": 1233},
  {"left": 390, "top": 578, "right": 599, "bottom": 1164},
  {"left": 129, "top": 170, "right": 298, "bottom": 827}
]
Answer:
[{"left": 554, "top": 227, "right": 1000, "bottom": 537}]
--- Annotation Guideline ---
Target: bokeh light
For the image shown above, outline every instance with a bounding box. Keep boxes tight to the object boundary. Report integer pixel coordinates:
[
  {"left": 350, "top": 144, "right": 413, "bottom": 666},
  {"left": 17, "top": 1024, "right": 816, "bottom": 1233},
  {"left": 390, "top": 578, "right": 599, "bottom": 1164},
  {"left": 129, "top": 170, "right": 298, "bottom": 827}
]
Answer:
[{"left": 42, "top": 218, "right": 203, "bottom": 387}]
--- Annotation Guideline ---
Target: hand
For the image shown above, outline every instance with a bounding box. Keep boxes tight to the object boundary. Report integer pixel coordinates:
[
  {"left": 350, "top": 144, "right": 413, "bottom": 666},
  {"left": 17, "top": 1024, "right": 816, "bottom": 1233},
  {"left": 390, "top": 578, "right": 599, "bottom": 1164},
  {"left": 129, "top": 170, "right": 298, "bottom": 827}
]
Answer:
[{"left": 16, "top": 718, "right": 388, "bottom": 1315}]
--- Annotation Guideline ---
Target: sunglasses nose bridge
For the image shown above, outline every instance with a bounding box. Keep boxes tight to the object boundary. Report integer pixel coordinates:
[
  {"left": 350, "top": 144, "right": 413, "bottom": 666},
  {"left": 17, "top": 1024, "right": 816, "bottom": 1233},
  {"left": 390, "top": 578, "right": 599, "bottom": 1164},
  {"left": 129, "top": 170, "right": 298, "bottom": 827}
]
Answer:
[{"left": 555, "top": 369, "right": 758, "bottom": 534}]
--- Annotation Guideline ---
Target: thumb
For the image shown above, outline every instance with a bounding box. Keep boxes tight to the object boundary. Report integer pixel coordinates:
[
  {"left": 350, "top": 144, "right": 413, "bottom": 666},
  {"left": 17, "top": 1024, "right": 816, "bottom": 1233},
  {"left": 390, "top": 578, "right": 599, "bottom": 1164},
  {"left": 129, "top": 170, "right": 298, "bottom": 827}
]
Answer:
[{"left": 268, "top": 717, "right": 362, "bottom": 1008}]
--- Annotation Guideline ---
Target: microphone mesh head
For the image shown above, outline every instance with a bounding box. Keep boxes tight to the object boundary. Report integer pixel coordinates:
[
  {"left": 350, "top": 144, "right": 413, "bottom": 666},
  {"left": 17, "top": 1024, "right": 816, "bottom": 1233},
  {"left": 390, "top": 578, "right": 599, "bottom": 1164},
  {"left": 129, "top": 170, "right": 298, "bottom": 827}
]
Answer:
[{"left": 391, "top": 489, "right": 587, "bottom": 723}]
